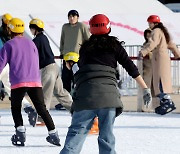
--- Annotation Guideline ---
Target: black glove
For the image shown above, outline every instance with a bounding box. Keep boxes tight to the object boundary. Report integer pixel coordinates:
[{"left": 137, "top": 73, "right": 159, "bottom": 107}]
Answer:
[
  {"left": 60, "top": 55, "right": 64, "bottom": 59},
  {"left": 143, "top": 88, "right": 152, "bottom": 108}
]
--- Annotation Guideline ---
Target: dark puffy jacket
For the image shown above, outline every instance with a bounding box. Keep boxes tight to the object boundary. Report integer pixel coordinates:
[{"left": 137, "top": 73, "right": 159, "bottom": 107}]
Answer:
[{"left": 72, "top": 64, "right": 123, "bottom": 116}]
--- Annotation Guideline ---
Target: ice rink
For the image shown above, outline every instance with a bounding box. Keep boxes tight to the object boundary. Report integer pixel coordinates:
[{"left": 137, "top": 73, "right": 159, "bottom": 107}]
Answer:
[{"left": 0, "top": 109, "right": 180, "bottom": 154}]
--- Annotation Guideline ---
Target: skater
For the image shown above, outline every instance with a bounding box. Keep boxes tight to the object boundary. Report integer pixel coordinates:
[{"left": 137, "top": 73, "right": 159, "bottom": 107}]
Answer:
[
  {"left": 59, "top": 10, "right": 98, "bottom": 134},
  {"left": 0, "top": 13, "right": 37, "bottom": 126},
  {"left": 29, "top": 18, "right": 73, "bottom": 125},
  {"left": 139, "top": 15, "right": 180, "bottom": 115},
  {"left": 0, "top": 18, "right": 60, "bottom": 146},
  {"left": 0, "top": 13, "right": 13, "bottom": 101},
  {"left": 60, "top": 9, "right": 90, "bottom": 93},
  {"left": 60, "top": 14, "right": 152, "bottom": 154}
]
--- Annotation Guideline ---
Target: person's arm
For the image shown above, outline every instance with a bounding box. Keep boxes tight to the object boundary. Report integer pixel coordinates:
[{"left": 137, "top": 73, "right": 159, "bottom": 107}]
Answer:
[
  {"left": 0, "top": 45, "right": 8, "bottom": 74},
  {"left": 168, "top": 41, "right": 180, "bottom": 59},
  {"left": 134, "top": 75, "right": 148, "bottom": 89},
  {"left": 82, "top": 23, "right": 90, "bottom": 41},
  {"left": 135, "top": 75, "right": 152, "bottom": 107},
  {"left": 140, "top": 29, "right": 160, "bottom": 57}
]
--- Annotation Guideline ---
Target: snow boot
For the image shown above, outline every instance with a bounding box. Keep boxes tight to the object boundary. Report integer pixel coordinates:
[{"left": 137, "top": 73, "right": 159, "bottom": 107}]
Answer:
[
  {"left": 11, "top": 126, "right": 26, "bottom": 146},
  {"left": 24, "top": 106, "right": 38, "bottom": 127},
  {"left": 46, "top": 131, "right": 61, "bottom": 146},
  {"left": 155, "top": 95, "right": 176, "bottom": 115}
]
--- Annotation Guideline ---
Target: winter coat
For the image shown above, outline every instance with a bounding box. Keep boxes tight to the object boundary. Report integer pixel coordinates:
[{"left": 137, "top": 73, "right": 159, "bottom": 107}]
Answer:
[
  {"left": 141, "top": 28, "right": 180, "bottom": 95},
  {"left": 72, "top": 64, "right": 123, "bottom": 117},
  {"left": 33, "top": 32, "right": 55, "bottom": 69}
]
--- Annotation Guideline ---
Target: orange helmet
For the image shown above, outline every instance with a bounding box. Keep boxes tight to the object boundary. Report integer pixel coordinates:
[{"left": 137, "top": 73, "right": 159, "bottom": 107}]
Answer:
[
  {"left": 89, "top": 14, "right": 111, "bottom": 35},
  {"left": 147, "top": 15, "right": 160, "bottom": 23}
]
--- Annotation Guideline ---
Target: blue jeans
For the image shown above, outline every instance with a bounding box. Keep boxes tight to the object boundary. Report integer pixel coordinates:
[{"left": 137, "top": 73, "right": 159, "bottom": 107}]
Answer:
[{"left": 60, "top": 108, "right": 116, "bottom": 154}]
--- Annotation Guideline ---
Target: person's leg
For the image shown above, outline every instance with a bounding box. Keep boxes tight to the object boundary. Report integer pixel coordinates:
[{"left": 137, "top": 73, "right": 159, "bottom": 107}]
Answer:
[
  {"left": 97, "top": 108, "right": 116, "bottom": 154},
  {"left": 27, "top": 87, "right": 60, "bottom": 146},
  {"left": 27, "top": 87, "right": 55, "bottom": 131},
  {"left": 41, "top": 64, "right": 56, "bottom": 110},
  {"left": 54, "top": 64, "right": 72, "bottom": 111},
  {"left": 61, "top": 60, "right": 74, "bottom": 93},
  {"left": 11, "top": 88, "right": 27, "bottom": 146},
  {"left": 60, "top": 110, "right": 96, "bottom": 154},
  {"left": 11, "top": 88, "right": 27, "bottom": 128}
]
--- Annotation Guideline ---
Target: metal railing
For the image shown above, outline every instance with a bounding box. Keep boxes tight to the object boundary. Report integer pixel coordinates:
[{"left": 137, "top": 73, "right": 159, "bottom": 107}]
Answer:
[
  {"left": 117, "top": 45, "right": 180, "bottom": 96},
  {"left": 54, "top": 45, "right": 180, "bottom": 95}
]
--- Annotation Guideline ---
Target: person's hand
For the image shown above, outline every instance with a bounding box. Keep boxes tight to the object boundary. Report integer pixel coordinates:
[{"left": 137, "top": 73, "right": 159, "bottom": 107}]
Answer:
[
  {"left": 66, "top": 61, "right": 75, "bottom": 70},
  {"left": 138, "top": 51, "right": 143, "bottom": 60},
  {"left": 60, "top": 55, "right": 64, "bottom": 59},
  {"left": 143, "top": 88, "right": 152, "bottom": 108}
]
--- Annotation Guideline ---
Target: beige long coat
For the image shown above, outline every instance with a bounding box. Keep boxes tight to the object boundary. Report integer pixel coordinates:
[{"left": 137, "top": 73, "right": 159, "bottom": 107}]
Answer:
[{"left": 141, "top": 28, "right": 180, "bottom": 96}]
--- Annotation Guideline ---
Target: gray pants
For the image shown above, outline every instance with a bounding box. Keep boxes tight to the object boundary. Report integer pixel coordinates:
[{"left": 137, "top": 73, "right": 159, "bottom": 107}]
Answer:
[{"left": 41, "top": 63, "right": 72, "bottom": 110}]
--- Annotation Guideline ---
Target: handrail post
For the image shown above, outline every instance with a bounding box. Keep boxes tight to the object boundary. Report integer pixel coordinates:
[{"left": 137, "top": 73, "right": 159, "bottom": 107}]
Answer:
[{"left": 137, "top": 59, "right": 143, "bottom": 112}]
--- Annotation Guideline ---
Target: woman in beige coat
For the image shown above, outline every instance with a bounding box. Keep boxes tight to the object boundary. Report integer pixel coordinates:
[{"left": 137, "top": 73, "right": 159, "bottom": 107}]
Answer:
[{"left": 139, "top": 15, "right": 180, "bottom": 115}]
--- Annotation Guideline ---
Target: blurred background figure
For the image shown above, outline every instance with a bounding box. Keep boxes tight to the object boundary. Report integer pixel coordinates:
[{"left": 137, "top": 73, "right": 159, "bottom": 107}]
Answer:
[{"left": 139, "top": 15, "right": 180, "bottom": 115}]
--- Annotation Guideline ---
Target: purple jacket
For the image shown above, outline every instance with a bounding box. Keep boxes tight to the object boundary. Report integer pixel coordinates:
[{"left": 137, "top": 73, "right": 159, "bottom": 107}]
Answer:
[{"left": 0, "top": 36, "right": 41, "bottom": 87}]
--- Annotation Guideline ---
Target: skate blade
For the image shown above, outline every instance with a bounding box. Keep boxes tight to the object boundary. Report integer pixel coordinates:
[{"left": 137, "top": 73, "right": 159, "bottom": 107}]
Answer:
[
  {"left": 36, "top": 121, "right": 45, "bottom": 126},
  {"left": 163, "top": 106, "right": 176, "bottom": 115},
  {"left": 155, "top": 106, "right": 176, "bottom": 115},
  {"left": 12, "top": 141, "right": 25, "bottom": 146}
]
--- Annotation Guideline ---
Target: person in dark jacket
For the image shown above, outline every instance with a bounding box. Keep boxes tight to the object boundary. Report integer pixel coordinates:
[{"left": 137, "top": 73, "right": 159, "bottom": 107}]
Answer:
[
  {"left": 60, "top": 14, "right": 152, "bottom": 154},
  {"left": 29, "top": 18, "right": 73, "bottom": 125}
]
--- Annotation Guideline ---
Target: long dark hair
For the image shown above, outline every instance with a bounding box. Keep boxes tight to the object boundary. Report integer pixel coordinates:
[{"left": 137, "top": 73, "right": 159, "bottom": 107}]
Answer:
[
  {"left": 81, "top": 34, "right": 122, "bottom": 53},
  {"left": 144, "top": 29, "right": 151, "bottom": 43},
  {"left": 153, "top": 22, "right": 171, "bottom": 44}
]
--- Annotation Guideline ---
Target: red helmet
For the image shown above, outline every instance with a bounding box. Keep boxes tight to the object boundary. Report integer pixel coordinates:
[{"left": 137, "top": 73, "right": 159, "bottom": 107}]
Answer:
[
  {"left": 147, "top": 15, "right": 160, "bottom": 23},
  {"left": 89, "top": 14, "right": 111, "bottom": 35}
]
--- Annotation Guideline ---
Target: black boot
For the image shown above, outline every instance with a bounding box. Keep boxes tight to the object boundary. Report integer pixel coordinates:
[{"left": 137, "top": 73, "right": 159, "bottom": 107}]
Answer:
[
  {"left": 11, "top": 126, "right": 26, "bottom": 146},
  {"left": 46, "top": 131, "right": 61, "bottom": 146},
  {"left": 155, "top": 95, "right": 176, "bottom": 115},
  {"left": 24, "top": 106, "right": 38, "bottom": 127}
]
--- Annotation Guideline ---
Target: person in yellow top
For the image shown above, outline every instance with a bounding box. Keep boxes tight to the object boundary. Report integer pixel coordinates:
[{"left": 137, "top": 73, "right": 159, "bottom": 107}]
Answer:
[{"left": 139, "top": 15, "right": 180, "bottom": 115}]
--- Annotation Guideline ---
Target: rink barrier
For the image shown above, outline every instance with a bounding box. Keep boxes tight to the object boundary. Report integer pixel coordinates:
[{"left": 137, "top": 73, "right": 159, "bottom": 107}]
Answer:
[
  {"left": 54, "top": 45, "right": 180, "bottom": 111},
  {"left": 54, "top": 45, "right": 180, "bottom": 95}
]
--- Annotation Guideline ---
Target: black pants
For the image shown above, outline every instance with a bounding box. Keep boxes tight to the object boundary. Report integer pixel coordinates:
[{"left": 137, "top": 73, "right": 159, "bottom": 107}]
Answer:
[
  {"left": 11, "top": 87, "right": 55, "bottom": 131},
  {"left": 62, "top": 60, "right": 74, "bottom": 92}
]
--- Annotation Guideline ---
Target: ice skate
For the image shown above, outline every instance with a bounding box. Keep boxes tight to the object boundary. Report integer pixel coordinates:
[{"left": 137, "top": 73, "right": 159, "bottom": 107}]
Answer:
[
  {"left": 46, "top": 131, "right": 61, "bottom": 146},
  {"left": 155, "top": 96, "right": 176, "bottom": 115},
  {"left": 11, "top": 127, "right": 26, "bottom": 146},
  {"left": 55, "top": 104, "right": 66, "bottom": 110},
  {"left": 89, "top": 117, "right": 99, "bottom": 135},
  {"left": 24, "top": 106, "right": 38, "bottom": 127}
]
